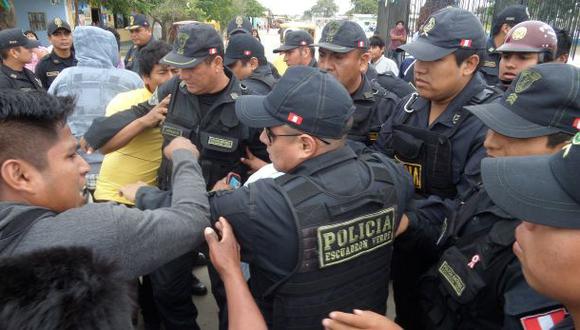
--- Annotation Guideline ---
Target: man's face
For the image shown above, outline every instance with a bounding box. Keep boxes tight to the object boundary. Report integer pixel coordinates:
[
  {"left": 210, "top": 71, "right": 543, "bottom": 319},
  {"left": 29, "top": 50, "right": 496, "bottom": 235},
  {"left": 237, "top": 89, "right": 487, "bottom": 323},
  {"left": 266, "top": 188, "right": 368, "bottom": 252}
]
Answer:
[
  {"left": 33, "top": 125, "right": 90, "bottom": 212},
  {"left": 396, "top": 22, "right": 404, "bottom": 29},
  {"left": 484, "top": 131, "right": 558, "bottom": 158},
  {"left": 514, "top": 222, "right": 580, "bottom": 304},
  {"left": 179, "top": 60, "right": 218, "bottom": 95},
  {"left": 14, "top": 46, "right": 34, "bottom": 64},
  {"left": 129, "top": 27, "right": 152, "bottom": 46},
  {"left": 48, "top": 29, "right": 72, "bottom": 52},
  {"left": 143, "top": 64, "right": 174, "bottom": 92},
  {"left": 414, "top": 53, "right": 467, "bottom": 102},
  {"left": 499, "top": 52, "right": 539, "bottom": 82},
  {"left": 318, "top": 48, "right": 367, "bottom": 92},
  {"left": 282, "top": 47, "right": 310, "bottom": 67},
  {"left": 259, "top": 126, "right": 303, "bottom": 173},
  {"left": 229, "top": 60, "right": 254, "bottom": 80},
  {"left": 369, "top": 45, "right": 384, "bottom": 62}
]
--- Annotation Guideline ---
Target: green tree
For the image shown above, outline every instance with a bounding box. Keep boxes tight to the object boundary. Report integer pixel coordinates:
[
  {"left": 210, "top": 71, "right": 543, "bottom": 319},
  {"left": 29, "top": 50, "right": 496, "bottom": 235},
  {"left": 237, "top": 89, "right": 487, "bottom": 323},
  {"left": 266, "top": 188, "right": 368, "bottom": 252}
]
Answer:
[
  {"left": 310, "top": 0, "right": 339, "bottom": 17},
  {"left": 149, "top": 0, "right": 206, "bottom": 40},
  {"left": 348, "top": 0, "right": 379, "bottom": 15},
  {"left": 0, "top": 0, "right": 16, "bottom": 29}
]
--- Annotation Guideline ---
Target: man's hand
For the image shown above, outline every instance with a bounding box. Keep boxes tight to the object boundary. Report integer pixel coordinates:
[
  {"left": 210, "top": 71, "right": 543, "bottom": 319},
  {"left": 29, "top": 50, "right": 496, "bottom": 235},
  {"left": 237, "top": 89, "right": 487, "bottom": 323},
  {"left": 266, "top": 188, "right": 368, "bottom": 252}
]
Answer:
[
  {"left": 322, "top": 310, "right": 402, "bottom": 330},
  {"left": 138, "top": 94, "right": 171, "bottom": 128},
  {"left": 78, "top": 137, "right": 95, "bottom": 154},
  {"left": 211, "top": 177, "right": 233, "bottom": 192},
  {"left": 163, "top": 137, "right": 199, "bottom": 160},
  {"left": 204, "top": 217, "right": 242, "bottom": 279},
  {"left": 396, "top": 214, "right": 410, "bottom": 237},
  {"left": 119, "top": 181, "right": 148, "bottom": 202},
  {"left": 240, "top": 147, "right": 268, "bottom": 172}
]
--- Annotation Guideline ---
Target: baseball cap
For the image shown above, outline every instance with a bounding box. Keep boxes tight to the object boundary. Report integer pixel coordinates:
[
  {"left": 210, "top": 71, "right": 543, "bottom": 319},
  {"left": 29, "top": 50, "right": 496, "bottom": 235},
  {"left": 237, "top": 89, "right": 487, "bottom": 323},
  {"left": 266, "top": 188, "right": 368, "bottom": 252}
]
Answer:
[
  {"left": 482, "top": 133, "right": 580, "bottom": 229},
  {"left": 47, "top": 17, "right": 71, "bottom": 35},
  {"left": 161, "top": 23, "right": 223, "bottom": 69},
  {"left": 227, "top": 16, "right": 252, "bottom": 36},
  {"left": 399, "top": 7, "right": 485, "bottom": 61},
  {"left": 466, "top": 63, "right": 580, "bottom": 138},
  {"left": 273, "top": 30, "right": 314, "bottom": 53},
  {"left": 0, "top": 28, "right": 39, "bottom": 50},
  {"left": 492, "top": 5, "right": 529, "bottom": 32},
  {"left": 235, "top": 66, "right": 355, "bottom": 139},
  {"left": 314, "top": 20, "right": 369, "bottom": 53},
  {"left": 224, "top": 33, "right": 265, "bottom": 67},
  {"left": 126, "top": 14, "right": 150, "bottom": 30}
]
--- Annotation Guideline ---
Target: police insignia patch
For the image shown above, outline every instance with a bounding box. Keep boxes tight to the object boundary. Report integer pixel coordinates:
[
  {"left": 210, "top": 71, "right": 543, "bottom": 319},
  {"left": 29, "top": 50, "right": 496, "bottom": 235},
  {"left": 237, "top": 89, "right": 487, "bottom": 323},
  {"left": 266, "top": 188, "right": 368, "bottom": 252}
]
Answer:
[
  {"left": 505, "top": 93, "right": 518, "bottom": 105},
  {"left": 324, "top": 21, "right": 341, "bottom": 43},
  {"left": 520, "top": 308, "right": 567, "bottom": 330},
  {"left": 235, "top": 16, "right": 244, "bottom": 28},
  {"left": 511, "top": 26, "right": 527, "bottom": 41},
  {"left": 514, "top": 70, "right": 541, "bottom": 94},
  {"left": 176, "top": 32, "right": 189, "bottom": 55},
  {"left": 438, "top": 261, "right": 466, "bottom": 296},
  {"left": 129, "top": 16, "right": 135, "bottom": 26},
  {"left": 483, "top": 60, "right": 496, "bottom": 68},
  {"left": 422, "top": 17, "right": 436, "bottom": 36},
  {"left": 208, "top": 136, "right": 234, "bottom": 149},
  {"left": 54, "top": 17, "right": 63, "bottom": 27}
]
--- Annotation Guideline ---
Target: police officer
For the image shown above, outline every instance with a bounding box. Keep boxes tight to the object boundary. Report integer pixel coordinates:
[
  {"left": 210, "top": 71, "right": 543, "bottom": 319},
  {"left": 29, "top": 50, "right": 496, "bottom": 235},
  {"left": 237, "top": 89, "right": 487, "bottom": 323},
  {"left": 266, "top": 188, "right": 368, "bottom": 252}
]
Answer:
[
  {"left": 124, "top": 14, "right": 154, "bottom": 74},
  {"left": 226, "top": 15, "right": 253, "bottom": 37},
  {"left": 496, "top": 20, "right": 558, "bottom": 90},
  {"left": 210, "top": 65, "right": 414, "bottom": 329},
  {"left": 483, "top": 133, "right": 580, "bottom": 330},
  {"left": 480, "top": 5, "right": 529, "bottom": 85},
  {"left": 224, "top": 33, "right": 277, "bottom": 95},
  {"left": 35, "top": 17, "right": 76, "bottom": 90},
  {"left": 316, "top": 20, "right": 400, "bottom": 145},
  {"left": 417, "top": 63, "right": 579, "bottom": 329},
  {"left": 273, "top": 30, "right": 317, "bottom": 67},
  {"left": 0, "top": 28, "right": 43, "bottom": 90},
  {"left": 372, "top": 8, "right": 502, "bottom": 329}
]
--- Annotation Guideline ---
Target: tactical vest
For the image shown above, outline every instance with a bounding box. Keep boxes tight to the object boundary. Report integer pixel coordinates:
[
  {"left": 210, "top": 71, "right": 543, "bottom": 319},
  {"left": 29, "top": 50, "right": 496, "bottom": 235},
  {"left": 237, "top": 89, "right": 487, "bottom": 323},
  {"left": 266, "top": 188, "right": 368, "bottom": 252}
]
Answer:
[
  {"left": 391, "top": 88, "right": 500, "bottom": 198},
  {"left": 254, "top": 154, "right": 399, "bottom": 329},
  {"left": 247, "top": 71, "right": 277, "bottom": 91},
  {"left": 419, "top": 189, "right": 520, "bottom": 329},
  {"left": 350, "top": 83, "right": 394, "bottom": 146},
  {"left": 157, "top": 79, "right": 250, "bottom": 190}
]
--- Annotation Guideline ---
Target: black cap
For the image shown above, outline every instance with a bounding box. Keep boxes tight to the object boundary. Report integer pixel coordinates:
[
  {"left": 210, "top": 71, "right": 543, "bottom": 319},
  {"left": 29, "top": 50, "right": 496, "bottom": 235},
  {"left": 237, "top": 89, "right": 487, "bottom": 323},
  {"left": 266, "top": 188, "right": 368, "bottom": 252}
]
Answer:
[
  {"left": 492, "top": 5, "right": 529, "bottom": 32},
  {"left": 0, "top": 28, "right": 39, "bottom": 50},
  {"left": 161, "top": 23, "right": 223, "bottom": 69},
  {"left": 466, "top": 63, "right": 580, "bottom": 138},
  {"left": 126, "top": 14, "right": 150, "bottom": 30},
  {"left": 399, "top": 7, "right": 485, "bottom": 61},
  {"left": 227, "top": 16, "right": 252, "bottom": 36},
  {"left": 235, "top": 66, "right": 355, "bottom": 139},
  {"left": 314, "top": 20, "right": 369, "bottom": 53},
  {"left": 47, "top": 17, "right": 71, "bottom": 35},
  {"left": 483, "top": 133, "right": 580, "bottom": 229},
  {"left": 273, "top": 30, "right": 314, "bottom": 53},
  {"left": 224, "top": 33, "right": 265, "bottom": 66}
]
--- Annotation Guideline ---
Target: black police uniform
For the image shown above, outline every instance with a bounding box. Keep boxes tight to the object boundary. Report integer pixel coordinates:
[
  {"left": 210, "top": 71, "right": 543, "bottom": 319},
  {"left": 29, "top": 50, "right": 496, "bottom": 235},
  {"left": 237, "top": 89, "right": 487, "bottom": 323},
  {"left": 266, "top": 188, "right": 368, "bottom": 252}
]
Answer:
[
  {"left": 350, "top": 73, "right": 400, "bottom": 145},
  {"left": 367, "top": 65, "right": 415, "bottom": 99},
  {"left": 480, "top": 37, "right": 501, "bottom": 86},
  {"left": 124, "top": 37, "right": 154, "bottom": 74},
  {"left": 418, "top": 185, "right": 564, "bottom": 329},
  {"left": 35, "top": 51, "right": 77, "bottom": 90},
  {"left": 242, "top": 64, "right": 277, "bottom": 95},
  {"left": 210, "top": 147, "right": 414, "bottom": 329},
  {"left": 0, "top": 65, "right": 43, "bottom": 91}
]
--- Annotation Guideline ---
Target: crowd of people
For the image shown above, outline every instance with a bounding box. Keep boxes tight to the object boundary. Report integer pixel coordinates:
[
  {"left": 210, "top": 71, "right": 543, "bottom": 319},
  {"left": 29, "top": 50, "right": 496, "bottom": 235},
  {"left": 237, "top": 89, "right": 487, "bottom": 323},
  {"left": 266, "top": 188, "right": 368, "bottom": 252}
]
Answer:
[{"left": 0, "top": 5, "right": 578, "bottom": 330}]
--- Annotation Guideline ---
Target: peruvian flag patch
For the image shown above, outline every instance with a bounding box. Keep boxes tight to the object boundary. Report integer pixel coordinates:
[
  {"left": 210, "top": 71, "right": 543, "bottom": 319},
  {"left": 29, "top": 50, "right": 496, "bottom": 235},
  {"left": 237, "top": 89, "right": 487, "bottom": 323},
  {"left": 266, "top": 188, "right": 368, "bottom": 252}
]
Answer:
[
  {"left": 520, "top": 308, "right": 567, "bottom": 330},
  {"left": 287, "top": 112, "right": 303, "bottom": 125},
  {"left": 244, "top": 50, "right": 252, "bottom": 56},
  {"left": 357, "top": 40, "right": 365, "bottom": 48},
  {"left": 460, "top": 39, "right": 473, "bottom": 47},
  {"left": 573, "top": 118, "right": 580, "bottom": 130},
  {"left": 208, "top": 48, "right": 217, "bottom": 55}
]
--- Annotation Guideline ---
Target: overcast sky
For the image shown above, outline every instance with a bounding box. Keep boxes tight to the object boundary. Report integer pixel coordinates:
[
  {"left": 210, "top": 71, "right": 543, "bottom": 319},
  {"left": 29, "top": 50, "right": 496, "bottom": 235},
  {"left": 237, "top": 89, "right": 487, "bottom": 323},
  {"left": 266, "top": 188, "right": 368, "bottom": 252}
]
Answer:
[{"left": 257, "top": 0, "right": 353, "bottom": 16}]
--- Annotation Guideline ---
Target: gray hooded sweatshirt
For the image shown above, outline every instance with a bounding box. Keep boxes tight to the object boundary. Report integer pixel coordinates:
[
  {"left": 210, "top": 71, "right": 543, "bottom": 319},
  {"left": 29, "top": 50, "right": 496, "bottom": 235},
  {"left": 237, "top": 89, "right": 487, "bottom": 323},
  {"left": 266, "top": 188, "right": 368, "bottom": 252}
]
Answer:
[{"left": 0, "top": 150, "right": 209, "bottom": 280}]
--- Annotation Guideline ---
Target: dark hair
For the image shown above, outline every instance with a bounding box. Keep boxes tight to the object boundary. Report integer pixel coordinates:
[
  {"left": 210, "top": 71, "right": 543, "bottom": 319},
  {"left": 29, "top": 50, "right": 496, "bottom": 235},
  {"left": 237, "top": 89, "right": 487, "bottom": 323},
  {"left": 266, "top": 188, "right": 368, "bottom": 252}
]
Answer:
[
  {"left": 554, "top": 27, "right": 572, "bottom": 59},
  {"left": 203, "top": 53, "right": 224, "bottom": 65},
  {"left": 0, "top": 247, "right": 131, "bottom": 329},
  {"left": 101, "top": 26, "right": 121, "bottom": 51},
  {"left": 0, "top": 49, "right": 10, "bottom": 60},
  {"left": 138, "top": 40, "right": 172, "bottom": 77},
  {"left": 0, "top": 91, "right": 75, "bottom": 170},
  {"left": 369, "top": 35, "right": 386, "bottom": 48},
  {"left": 454, "top": 48, "right": 485, "bottom": 70},
  {"left": 396, "top": 20, "right": 405, "bottom": 26},
  {"left": 546, "top": 132, "right": 573, "bottom": 148},
  {"left": 24, "top": 30, "right": 39, "bottom": 40}
]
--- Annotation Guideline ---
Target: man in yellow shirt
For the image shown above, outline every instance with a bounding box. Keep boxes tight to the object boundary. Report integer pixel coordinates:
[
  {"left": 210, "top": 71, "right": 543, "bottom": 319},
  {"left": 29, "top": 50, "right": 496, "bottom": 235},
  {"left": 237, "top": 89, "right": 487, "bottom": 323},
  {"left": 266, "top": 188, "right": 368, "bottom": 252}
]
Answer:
[{"left": 94, "top": 40, "right": 174, "bottom": 205}]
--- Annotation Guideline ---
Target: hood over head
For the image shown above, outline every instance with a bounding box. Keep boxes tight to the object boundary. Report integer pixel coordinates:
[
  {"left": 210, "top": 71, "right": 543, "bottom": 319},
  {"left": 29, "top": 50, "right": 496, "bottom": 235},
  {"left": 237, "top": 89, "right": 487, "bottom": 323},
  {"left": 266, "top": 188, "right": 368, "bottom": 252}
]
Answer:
[{"left": 73, "top": 26, "right": 119, "bottom": 68}]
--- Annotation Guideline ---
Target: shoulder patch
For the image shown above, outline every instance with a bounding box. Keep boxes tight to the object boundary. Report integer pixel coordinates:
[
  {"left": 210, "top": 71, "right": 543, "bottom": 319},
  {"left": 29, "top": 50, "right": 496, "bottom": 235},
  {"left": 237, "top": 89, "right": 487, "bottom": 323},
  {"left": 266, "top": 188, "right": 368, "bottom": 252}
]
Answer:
[{"left": 520, "top": 308, "right": 567, "bottom": 330}]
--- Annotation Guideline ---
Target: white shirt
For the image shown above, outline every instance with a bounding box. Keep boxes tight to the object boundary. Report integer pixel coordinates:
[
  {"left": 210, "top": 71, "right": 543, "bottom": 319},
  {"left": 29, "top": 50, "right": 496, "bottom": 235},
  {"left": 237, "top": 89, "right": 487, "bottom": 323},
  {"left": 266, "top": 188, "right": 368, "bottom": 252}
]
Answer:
[{"left": 371, "top": 55, "right": 400, "bottom": 76}]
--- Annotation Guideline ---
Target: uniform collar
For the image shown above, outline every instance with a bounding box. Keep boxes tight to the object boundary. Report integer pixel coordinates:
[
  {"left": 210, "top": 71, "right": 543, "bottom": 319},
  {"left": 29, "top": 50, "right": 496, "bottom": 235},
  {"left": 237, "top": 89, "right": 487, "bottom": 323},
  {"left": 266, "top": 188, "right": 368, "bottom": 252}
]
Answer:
[
  {"left": 179, "top": 67, "right": 242, "bottom": 103},
  {"left": 351, "top": 73, "right": 375, "bottom": 102},
  {"left": 290, "top": 146, "right": 357, "bottom": 176},
  {"left": 486, "top": 37, "right": 497, "bottom": 53},
  {"left": 1, "top": 63, "right": 24, "bottom": 76},
  {"left": 50, "top": 50, "right": 75, "bottom": 62}
]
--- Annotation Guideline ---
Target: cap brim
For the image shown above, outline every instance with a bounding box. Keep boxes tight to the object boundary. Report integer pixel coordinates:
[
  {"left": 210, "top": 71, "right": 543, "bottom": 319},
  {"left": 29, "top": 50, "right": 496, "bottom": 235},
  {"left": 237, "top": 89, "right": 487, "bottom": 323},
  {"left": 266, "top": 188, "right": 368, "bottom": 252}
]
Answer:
[
  {"left": 482, "top": 155, "right": 580, "bottom": 228},
  {"left": 313, "top": 42, "right": 355, "bottom": 53},
  {"left": 23, "top": 39, "right": 40, "bottom": 49},
  {"left": 399, "top": 39, "right": 455, "bottom": 61},
  {"left": 235, "top": 95, "right": 284, "bottom": 128},
  {"left": 160, "top": 51, "right": 205, "bottom": 69},
  {"left": 465, "top": 102, "right": 560, "bottom": 138},
  {"left": 273, "top": 45, "right": 299, "bottom": 53}
]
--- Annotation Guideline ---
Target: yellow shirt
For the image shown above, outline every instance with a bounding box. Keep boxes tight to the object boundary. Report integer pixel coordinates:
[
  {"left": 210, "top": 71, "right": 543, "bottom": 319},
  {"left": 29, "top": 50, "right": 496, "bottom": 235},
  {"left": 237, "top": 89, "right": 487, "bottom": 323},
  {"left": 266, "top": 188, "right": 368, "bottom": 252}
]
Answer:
[{"left": 94, "top": 88, "right": 163, "bottom": 205}]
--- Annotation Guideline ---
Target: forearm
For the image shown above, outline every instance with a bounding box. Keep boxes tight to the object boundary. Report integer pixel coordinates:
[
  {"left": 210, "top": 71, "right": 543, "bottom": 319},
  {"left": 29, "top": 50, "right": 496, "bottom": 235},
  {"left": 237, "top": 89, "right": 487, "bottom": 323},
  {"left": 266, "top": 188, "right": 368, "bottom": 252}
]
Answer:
[
  {"left": 222, "top": 271, "right": 267, "bottom": 330},
  {"left": 100, "top": 118, "right": 150, "bottom": 154}
]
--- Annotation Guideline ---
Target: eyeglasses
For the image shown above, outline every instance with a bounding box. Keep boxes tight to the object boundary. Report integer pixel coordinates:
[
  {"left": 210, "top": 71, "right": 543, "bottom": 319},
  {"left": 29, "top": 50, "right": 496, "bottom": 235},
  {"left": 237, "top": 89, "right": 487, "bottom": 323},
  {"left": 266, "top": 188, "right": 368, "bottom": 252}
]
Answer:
[{"left": 264, "top": 127, "right": 330, "bottom": 145}]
